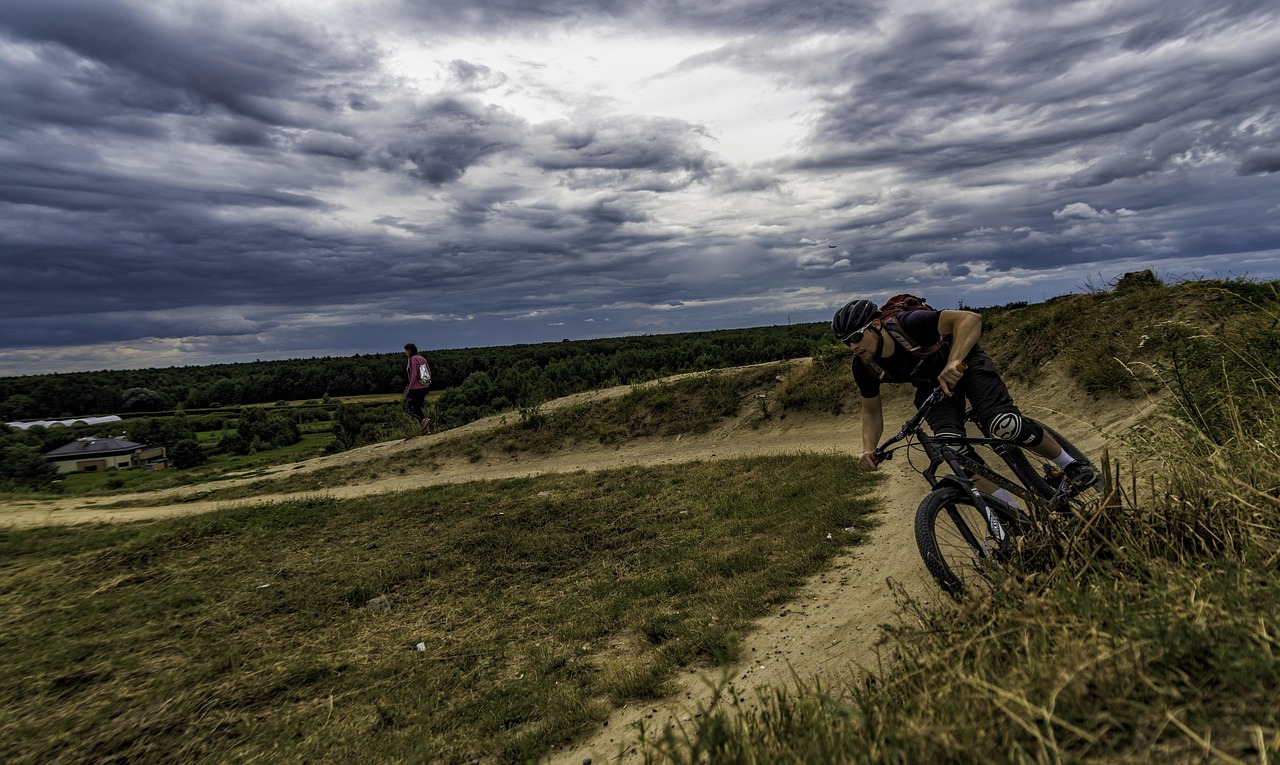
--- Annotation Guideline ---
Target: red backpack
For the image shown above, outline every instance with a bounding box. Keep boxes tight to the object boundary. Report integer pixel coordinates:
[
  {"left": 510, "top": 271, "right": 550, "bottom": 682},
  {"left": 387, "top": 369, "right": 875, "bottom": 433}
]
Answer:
[
  {"left": 879, "top": 293, "right": 933, "bottom": 319},
  {"left": 860, "top": 294, "right": 943, "bottom": 383},
  {"left": 877, "top": 294, "right": 942, "bottom": 356}
]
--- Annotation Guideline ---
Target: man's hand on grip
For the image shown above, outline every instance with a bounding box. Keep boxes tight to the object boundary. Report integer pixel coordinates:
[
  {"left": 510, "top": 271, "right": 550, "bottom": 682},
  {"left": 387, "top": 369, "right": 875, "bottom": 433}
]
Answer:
[{"left": 939, "top": 360, "right": 967, "bottom": 396}]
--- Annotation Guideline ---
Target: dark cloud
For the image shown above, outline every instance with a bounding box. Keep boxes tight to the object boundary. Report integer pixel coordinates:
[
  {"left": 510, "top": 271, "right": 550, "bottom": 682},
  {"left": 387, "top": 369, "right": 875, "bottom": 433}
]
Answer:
[
  {"left": 0, "top": 0, "right": 378, "bottom": 126},
  {"left": 1238, "top": 149, "right": 1280, "bottom": 176},
  {"left": 533, "top": 117, "right": 715, "bottom": 176},
  {"left": 395, "top": 0, "right": 882, "bottom": 35},
  {"left": 295, "top": 130, "right": 366, "bottom": 161},
  {"left": 375, "top": 97, "right": 526, "bottom": 185},
  {"left": 1, "top": 0, "right": 1279, "bottom": 374},
  {"left": 447, "top": 59, "right": 509, "bottom": 92},
  {"left": 804, "top": 1, "right": 1280, "bottom": 185},
  {"left": 211, "top": 122, "right": 279, "bottom": 149},
  {"left": 583, "top": 196, "right": 649, "bottom": 225}
]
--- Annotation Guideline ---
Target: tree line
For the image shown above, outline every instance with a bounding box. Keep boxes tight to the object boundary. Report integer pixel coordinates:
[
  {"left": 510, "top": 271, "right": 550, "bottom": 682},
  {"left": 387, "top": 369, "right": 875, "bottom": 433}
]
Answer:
[
  {"left": 0, "top": 324, "right": 831, "bottom": 422},
  {"left": 1, "top": 323, "right": 833, "bottom": 488}
]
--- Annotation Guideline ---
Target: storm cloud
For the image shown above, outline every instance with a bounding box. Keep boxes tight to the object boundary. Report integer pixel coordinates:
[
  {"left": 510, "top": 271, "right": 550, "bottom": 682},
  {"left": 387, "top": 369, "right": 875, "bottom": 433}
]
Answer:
[{"left": 1, "top": 0, "right": 1278, "bottom": 374}]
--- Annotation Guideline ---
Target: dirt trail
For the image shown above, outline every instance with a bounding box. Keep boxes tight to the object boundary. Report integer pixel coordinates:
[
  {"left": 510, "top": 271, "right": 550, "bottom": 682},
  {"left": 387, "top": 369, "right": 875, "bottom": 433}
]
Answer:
[
  {"left": 0, "top": 362, "right": 1155, "bottom": 764},
  {"left": 0, "top": 370, "right": 727, "bottom": 527},
  {"left": 546, "top": 375, "right": 1151, "bottom": 765}
]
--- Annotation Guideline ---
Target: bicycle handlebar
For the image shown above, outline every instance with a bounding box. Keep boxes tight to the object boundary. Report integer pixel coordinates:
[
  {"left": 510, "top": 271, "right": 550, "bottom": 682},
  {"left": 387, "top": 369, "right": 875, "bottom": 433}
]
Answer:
[
  {"left": 868, "top": 362, "right": 967, "bottom": 462},
  {"left": 871, "top": 386, "right": 946, "bottom": 461}
]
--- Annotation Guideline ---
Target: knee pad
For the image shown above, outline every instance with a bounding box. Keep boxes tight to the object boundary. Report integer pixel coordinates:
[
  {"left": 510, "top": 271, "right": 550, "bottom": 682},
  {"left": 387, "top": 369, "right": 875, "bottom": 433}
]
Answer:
[{"left": 985, "top": 412, "right": 1045, "bottom": 448}]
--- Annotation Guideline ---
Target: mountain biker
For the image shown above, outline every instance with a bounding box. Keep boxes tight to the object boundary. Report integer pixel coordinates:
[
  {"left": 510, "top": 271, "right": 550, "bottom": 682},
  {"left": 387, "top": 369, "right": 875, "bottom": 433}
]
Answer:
[{"left": 832, "top": 298, "right": 1097, "bottom": 503}]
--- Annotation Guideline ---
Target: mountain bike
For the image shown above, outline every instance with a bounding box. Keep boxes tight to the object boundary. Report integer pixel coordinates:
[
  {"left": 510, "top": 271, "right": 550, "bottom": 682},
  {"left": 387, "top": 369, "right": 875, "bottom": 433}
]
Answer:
[{"left": 872, "top": 386, "right": 1099, "bottom": 598}]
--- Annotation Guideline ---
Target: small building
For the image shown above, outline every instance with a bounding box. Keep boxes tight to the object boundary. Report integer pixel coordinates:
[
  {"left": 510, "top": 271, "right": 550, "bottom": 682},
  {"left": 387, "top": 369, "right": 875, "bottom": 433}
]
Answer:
[{"left": 44, "top": 437, "right": 167, "bottom": 475}]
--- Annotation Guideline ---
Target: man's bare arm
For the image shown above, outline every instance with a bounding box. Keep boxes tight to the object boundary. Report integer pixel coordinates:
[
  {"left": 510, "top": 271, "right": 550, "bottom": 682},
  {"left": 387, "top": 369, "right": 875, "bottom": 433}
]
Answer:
[
  {"left": 936, "top": 309, "right": 982, "bottom": 395},
  {"left": 859, "top": 394, "right": 884, "bottom": 470}
]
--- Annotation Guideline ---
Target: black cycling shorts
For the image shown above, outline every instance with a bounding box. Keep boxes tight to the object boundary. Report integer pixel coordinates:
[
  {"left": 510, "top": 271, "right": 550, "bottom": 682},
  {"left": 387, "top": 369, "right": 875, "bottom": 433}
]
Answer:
[{"left": 913, "top": 366, "right": 1020, "bottom": 440}]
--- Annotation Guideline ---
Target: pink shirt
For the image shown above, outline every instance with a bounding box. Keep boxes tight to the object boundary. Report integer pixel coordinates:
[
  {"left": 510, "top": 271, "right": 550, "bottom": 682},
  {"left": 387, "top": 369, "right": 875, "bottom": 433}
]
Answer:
[{"left": 406, "top": 354, "right": 431, "bottom": 390}]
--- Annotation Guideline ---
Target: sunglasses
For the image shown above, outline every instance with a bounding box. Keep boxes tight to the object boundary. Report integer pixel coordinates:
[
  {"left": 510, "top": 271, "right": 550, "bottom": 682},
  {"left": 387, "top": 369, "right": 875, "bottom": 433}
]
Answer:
[{"left": 840, "top": 322, "right": 875, "bottom": 345}]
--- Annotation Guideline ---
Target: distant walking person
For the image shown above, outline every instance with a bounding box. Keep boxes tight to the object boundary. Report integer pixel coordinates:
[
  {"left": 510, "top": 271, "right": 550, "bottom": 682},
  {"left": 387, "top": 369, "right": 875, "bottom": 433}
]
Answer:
[{"left": 403, "top": 343, "right": 433, "bottom": 435}]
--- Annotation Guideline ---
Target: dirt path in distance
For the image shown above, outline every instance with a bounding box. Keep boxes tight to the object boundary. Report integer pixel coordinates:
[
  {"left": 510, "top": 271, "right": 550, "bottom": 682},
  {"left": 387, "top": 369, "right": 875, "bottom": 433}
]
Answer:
[{"left": 0, "top": 369, "right": 736, "bottom": 527}]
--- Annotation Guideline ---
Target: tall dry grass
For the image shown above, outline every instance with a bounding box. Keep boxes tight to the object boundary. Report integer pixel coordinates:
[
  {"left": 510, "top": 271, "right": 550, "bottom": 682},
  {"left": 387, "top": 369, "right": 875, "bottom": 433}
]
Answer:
[{"left": 644, "top": 280, "right": 1280, "bottom": 764}]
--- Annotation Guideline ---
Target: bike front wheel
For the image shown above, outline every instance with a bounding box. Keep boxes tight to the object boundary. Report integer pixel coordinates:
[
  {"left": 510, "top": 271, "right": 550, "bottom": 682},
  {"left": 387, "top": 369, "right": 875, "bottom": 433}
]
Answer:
[{"left": 914, "top": 487, "right": 1014, "bottom": 598}]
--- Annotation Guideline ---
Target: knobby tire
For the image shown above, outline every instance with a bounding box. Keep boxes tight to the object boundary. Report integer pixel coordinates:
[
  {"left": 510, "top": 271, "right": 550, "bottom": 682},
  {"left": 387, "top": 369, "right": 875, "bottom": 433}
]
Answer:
[{"left": 914, "top": 486, "right": 1019, "bottom": 598}]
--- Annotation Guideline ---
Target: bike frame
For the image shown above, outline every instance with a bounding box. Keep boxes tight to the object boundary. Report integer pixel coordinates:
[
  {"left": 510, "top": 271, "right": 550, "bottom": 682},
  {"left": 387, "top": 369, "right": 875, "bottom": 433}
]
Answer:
[{"left": 874, "top": 387, "right": 1048, "bottom": 555}]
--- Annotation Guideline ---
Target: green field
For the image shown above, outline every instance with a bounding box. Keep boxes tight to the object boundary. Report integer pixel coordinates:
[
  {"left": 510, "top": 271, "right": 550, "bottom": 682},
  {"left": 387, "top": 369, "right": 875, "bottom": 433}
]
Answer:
[{"left": 0, "top": 456, "right": 878, "bottom": 763}]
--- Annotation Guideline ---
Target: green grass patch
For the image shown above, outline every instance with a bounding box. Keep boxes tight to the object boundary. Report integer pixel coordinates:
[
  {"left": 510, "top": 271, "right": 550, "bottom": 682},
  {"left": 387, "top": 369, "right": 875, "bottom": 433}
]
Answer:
[
  {"left": 979, "top": 276, "right": 1280, "bottom": 397},
  {"left": 0, "top": 454, "right": 879, "bottom": 764},
  {"left": 495, "top": 365, "right": 782, "bottom": 453},
  {"left": 772, "top": 344, "right": 855, "bottom": 415}
]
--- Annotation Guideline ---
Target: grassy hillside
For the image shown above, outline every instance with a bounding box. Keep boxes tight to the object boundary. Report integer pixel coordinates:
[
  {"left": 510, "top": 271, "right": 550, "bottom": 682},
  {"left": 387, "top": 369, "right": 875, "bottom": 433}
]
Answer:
[
  {"left": 2, "top": 275, "right": 1277, "bottom": 763},
  {"left": 0, "top": 457, "right": 879, "bottom": 764},
  {"left": 646, "top": 276, "right": 1280, "bottom": 763}
]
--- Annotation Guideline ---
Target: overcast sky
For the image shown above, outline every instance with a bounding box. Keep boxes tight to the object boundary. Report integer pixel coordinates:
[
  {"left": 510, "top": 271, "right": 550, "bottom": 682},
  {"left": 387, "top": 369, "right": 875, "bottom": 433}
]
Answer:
[{"left": 2, "top": 0, "right": 1278, "bottom": 376}]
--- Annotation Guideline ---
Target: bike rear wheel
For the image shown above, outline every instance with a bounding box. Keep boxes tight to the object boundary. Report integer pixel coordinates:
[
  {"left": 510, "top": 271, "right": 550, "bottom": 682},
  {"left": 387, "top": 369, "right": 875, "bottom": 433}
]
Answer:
[
  {"left": 997, "top": 442, "right": 1054, "bottom": 500},
  {"left": 914, "top": 487, "right": 1017, "bottom": 598},
  {"left": 1000, "top": 421, "right": 1099, "bottom": 507}
]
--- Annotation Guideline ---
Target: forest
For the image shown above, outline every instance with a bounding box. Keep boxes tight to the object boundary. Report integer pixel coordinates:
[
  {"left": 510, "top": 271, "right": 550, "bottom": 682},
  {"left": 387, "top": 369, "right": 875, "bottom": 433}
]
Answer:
[{"left": 0, "top": 323, "right": 832, "bottom": 423}]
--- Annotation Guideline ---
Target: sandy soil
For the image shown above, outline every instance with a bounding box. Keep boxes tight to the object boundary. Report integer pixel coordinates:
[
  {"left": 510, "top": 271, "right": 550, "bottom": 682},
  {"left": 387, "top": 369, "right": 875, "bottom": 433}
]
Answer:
[
  {"left": 545, "top": 371, "right": 1152, "bottom": 765},
  {"left": 0, "top": 361, "right": 1156, "bottom": 764}
]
